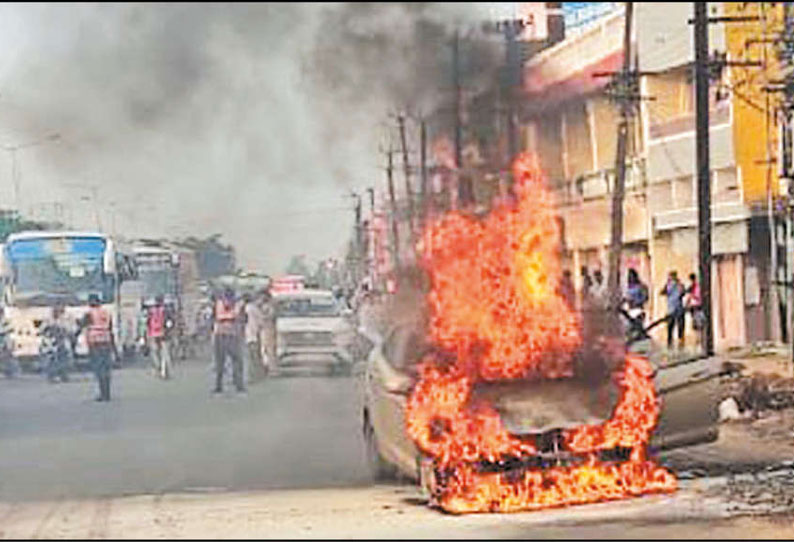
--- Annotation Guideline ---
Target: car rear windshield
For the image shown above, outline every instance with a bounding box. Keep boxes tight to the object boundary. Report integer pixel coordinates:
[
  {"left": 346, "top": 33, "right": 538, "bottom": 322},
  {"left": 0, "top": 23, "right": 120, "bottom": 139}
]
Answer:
[{"left": 276, "top": 296, "right": 340, "bottom": 317}]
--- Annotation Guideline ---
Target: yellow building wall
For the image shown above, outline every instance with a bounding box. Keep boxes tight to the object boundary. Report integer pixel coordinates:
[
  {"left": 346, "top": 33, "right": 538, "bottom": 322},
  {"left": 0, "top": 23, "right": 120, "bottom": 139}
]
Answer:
[{"left": 724, "top": 2, "right": 783, "bottom": 204}]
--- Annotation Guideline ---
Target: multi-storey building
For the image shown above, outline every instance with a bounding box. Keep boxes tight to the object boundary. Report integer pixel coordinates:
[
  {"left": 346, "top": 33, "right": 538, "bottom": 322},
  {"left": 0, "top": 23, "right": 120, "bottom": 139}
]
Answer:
[{"left": 520, "top": 3, "right": 785, "bottom": 350}]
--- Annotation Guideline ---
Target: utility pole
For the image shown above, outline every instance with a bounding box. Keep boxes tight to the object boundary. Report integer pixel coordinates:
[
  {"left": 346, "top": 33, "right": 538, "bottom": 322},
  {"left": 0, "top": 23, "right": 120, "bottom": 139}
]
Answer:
[
  {"left": 606, "top": 2, "right": 634, "bottom": 309},
  {"left": 503, "top": 19, "right": 524, "bottom": 177},
  {"left": 397, "top": 114, "right": 416, "bottom": 235},
  {"left": 452, "top": 29, "right": 472, "bottom": 208},
  {"left": 366, "top": 187, "right": 375, "bottom": 215},
  {"left": 695, "top": 1, "right": 714, "bottom": 356},
  {"left": 420, "top": 118, "right": 428, "bottom": 222},
  {"left": 385, "top": 145, "right": 401, "bottom": 269},
  {"left": 783, "top": 0, "right": 794, "bottom": 369},
  {"left": 351, "top": 192, "right": 363, "bottom": 285}
]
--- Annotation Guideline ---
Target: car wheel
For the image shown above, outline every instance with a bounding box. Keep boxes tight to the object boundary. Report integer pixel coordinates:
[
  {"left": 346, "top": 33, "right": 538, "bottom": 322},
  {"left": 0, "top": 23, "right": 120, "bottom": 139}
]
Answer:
[
  {"left": 418, "top": 455, "right": 437, "bottom": 503},
  {"left": 364, "top": 419, "right": 395, "bottom": 482}
]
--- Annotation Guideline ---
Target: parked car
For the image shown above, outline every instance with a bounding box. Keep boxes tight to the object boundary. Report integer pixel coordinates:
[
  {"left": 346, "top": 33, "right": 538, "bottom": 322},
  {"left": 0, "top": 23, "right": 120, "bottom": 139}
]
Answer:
[
  {"left": 273, "top": 289, "right": 357, "bottom": 375},
  {"left": 360, "top": 320, "right": 722, "bottom": 483}
]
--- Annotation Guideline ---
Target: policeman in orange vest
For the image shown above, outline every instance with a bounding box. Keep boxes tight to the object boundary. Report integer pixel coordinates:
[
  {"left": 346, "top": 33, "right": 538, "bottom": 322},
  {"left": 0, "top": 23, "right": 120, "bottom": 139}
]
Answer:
[
  {"left": 78, "top": 293, "right": 115, "bottom": 402},
  {"left": 212, "top": 287, "right": 245, "bottom": 394},
  {"left": 147, "top": 295, "right": 174, "bottom": 379}
]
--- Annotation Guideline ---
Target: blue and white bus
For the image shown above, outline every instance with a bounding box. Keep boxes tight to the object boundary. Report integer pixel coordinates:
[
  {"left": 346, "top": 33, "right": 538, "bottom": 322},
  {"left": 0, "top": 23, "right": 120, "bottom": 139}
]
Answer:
[{"left": 0, "top": 231, "right": 138, "bottom": 370}]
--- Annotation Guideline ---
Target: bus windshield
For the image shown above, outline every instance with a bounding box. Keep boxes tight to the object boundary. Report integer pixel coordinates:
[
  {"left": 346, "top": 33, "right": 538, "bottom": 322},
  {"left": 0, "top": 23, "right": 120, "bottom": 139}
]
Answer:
[
  {"left": 136, "top": 254, "right": 177, "bottom": 300},
  {"left": 140, "top": 268, "right": 177, "bottom": 299},
  {"left": 6, "top": 237, "right": 115, "bottom": 307}
]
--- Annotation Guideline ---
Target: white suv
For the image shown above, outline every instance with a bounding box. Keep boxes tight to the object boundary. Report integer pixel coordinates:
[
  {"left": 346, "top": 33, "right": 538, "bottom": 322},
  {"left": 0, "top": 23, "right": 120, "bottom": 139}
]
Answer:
[{"left": 273, "top": 289, "right": 356, "bottom": 375}]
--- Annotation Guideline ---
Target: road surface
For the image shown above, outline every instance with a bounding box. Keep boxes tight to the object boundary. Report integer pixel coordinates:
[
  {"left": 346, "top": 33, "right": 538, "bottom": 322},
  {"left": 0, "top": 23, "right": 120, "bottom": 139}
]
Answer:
[
  {"left": 0, "top": 359, "right": 370, "bottom": 501},
  {"left": 1, "top": 357, "right": 794, "bottom": 539}
]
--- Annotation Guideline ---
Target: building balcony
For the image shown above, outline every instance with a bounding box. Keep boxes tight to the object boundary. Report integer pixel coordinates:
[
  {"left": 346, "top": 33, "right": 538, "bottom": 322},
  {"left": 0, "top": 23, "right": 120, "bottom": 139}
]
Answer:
[{"left": 522, "top": 7, "right": 625, "bottom": 110}]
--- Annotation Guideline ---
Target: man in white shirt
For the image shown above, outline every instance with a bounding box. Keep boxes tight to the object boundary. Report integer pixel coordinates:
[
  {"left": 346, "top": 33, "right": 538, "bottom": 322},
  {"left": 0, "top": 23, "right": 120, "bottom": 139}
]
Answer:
[{"left": 244, "top": 292, "right": 266, "bottom": 383}]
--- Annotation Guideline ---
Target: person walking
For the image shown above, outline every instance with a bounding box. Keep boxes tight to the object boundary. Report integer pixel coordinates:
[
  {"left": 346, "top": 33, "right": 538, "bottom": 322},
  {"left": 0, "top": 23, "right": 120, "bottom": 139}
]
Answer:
[
  {"left": 623, "top": 268, "right": 649, "bottom": 342},
  {"left": 78, "top": 294, "right": 115, "bottom": 402},
  {"left": 212, "top": 287, "right": 245, "bottom": 394},
  {"left": 660, "top": 270, "right": 686, "bottom": 351},
  {"left": 147, "top": 295, "right": 173, "bottom": 379}
]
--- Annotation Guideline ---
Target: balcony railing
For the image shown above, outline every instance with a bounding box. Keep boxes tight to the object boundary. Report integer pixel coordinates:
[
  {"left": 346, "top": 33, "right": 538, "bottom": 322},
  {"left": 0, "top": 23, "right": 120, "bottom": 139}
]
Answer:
[{"left": 553, "top": 158, "right": 648, "bottom": 208}]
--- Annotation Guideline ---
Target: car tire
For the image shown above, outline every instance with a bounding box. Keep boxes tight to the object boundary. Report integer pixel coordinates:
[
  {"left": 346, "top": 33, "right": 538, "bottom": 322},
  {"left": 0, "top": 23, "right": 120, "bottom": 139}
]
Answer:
[
  {"left": 418, "top": 455, "right": 436, "bottom": 503},
  {"left": 364, "top": 419, "right": 395, "bottom": 482}
]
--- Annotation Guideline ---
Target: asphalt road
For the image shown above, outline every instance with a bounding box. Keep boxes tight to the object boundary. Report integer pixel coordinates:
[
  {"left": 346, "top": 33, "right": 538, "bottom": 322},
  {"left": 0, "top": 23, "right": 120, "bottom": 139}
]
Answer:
[
  {"left": 0, "top": 357, "right": 371, "bottom": 501},
  {"left": 3, "top": 355, "right": 794, "bottom": 538}
]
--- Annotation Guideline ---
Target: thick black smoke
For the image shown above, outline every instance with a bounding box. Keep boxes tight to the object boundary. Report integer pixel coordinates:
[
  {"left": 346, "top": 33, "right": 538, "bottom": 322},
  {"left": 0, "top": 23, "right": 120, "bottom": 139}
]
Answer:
[{"left": 0, "top": 3, "right": 502, "bottom": 271}]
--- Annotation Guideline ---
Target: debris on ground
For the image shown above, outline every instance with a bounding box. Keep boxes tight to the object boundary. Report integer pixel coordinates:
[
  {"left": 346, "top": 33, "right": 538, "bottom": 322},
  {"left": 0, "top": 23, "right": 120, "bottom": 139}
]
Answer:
[
  {"left": 719, "top": 397, "right": 745, "bottom": 422},
  {"left": 705, "top": 465, "right": 794, "bottom": 517},
  {"left": 718, "top": 348, "right": 794, "bottom": 419}
]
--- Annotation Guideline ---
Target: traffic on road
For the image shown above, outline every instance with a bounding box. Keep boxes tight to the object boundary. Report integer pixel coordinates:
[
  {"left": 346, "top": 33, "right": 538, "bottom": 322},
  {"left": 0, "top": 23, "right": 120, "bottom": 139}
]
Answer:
[{"left": 3, "top": 2, "right": 794, "bottom": 539}]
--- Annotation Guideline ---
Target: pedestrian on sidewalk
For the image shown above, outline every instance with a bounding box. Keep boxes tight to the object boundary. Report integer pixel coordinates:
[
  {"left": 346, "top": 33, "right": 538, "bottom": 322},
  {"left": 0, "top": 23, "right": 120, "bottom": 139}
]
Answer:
[
  {"left": 212, "top": 287, "right": 246, "bottom": 394},
  {"left": 685, "top": 272, "right": 704, "bottom": 343},
  {"left": 622, "top": 268, "right": 649, "bottom": 342},
  {"left": 559, "top": 270, "right": 576, "bottom": 311},
  {"left": 77, "top": 294, "right": 115, "bottom": 402},
  {"left": 580, "top": 266, "right": 593, "bottom": 309},
  {"left": 591, "top": 268, "right": 608, "bottom": 308},
  {"left": 660, "top": 270, "right": 686, "bottom": 351}
]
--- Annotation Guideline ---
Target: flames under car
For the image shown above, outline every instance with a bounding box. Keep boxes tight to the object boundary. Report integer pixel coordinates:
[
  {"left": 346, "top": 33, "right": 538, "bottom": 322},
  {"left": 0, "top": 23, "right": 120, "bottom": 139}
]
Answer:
[{"left": 362, "top": 322, "right": 721, "bottom": 486}]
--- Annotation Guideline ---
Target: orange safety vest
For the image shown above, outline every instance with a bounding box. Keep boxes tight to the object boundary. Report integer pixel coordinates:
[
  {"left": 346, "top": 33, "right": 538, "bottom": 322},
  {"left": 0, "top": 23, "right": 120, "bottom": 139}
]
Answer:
[
  {"left": 87, "top": 307, "right": 112, "bottom": 346},
  {"left": 147, "top": 306, "right": 165, "bottom": 338},
  {"left": 214, "top": 299, "right": 239, "bottom": 336}
]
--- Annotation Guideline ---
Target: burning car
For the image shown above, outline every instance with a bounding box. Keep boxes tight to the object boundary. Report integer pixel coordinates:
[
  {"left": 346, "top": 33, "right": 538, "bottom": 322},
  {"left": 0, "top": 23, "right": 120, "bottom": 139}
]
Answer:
[
  {"left": 360, "top": 322, "right": 720, "bottom": 482},
  {"left": 360, "top": 153, "right": 719, "bottom": 514}
]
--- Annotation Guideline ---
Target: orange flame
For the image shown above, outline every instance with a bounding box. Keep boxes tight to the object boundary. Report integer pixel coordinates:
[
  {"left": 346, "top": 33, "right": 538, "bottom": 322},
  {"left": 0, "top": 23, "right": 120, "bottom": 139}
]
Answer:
[{"left": 405, "top": 152, "right": 676, "bottom": 514}]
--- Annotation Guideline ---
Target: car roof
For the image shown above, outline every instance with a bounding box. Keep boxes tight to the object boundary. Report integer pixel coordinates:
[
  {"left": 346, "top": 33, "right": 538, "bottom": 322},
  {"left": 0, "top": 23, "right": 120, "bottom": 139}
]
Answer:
[{"left": 273, "top": 288, "right": 335, "bottom": 299}]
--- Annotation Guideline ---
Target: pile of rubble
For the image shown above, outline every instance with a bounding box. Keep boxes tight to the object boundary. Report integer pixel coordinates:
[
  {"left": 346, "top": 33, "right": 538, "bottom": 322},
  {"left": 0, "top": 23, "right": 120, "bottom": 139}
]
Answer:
[
  {"left": 706, "top": 463, "right": 794, "bottom": 517},
  {"left": 719, "top": 360, "right": 794, "bottom": 421}
]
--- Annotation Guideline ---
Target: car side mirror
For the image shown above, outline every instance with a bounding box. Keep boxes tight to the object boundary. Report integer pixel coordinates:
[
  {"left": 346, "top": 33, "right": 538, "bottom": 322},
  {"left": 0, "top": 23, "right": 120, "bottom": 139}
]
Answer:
[{"left": 384, "top": 372, "right": 415, "bottom": 396}]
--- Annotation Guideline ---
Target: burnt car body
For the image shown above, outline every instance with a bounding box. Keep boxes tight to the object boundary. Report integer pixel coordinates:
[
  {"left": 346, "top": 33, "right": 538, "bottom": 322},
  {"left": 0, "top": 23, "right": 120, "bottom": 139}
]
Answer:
[{"left": 359, "top": 321, "right": 721, "bottom": 482}]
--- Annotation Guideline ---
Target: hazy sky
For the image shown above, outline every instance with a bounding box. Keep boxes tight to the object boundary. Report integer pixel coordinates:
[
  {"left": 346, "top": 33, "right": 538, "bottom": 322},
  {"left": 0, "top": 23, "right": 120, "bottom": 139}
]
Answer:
[{"left": 0, "top": 3, "right": 515, "bottom": 273}]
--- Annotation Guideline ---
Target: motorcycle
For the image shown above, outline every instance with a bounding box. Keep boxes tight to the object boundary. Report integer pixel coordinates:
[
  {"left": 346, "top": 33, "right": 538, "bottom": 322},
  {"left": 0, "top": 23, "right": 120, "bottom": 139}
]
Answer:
[
  {"left": 0, "top": 334, "right": 18, "bottom": 379},
  {"left": 40, "top": 322, "right": 72, "bottom": 383}
]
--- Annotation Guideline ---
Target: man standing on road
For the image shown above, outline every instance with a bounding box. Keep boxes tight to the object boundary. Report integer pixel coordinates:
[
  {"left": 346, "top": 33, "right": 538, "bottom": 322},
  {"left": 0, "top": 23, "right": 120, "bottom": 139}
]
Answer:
[
  {"left": 147, "top": 295, "right": 173, "bottom": 379},
  {"left": 77, "top": 294, "right": 115, "bottom": 402},
  {"left": 260, "top": 289, "right": 277, "bottom": 376},
  {"left": 243, "top": 292, "right": 265, "bottom": 383},
  {"left": 213, "top": 287, "right": 245, "bottom": 394}
]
